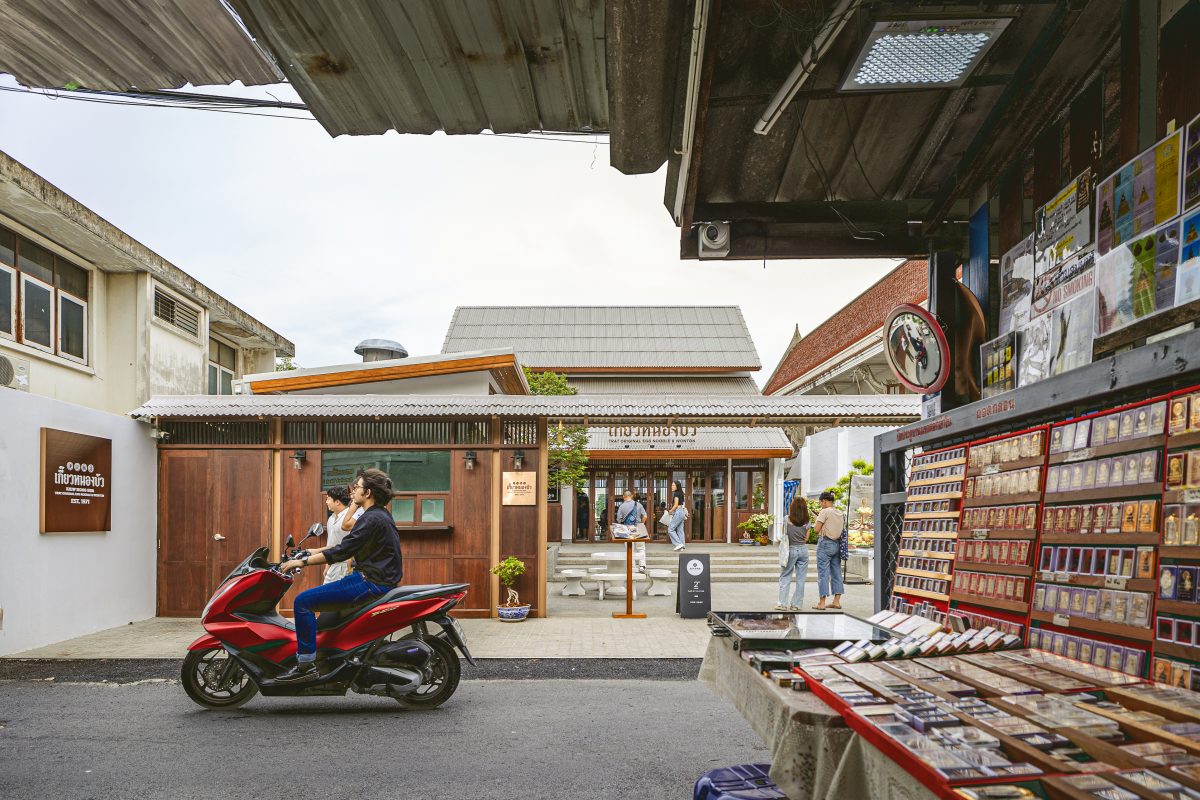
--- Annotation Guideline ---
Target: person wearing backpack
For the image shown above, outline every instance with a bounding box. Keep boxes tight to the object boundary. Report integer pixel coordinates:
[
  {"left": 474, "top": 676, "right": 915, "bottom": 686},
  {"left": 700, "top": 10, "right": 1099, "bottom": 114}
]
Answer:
[{"left": 616, "top": 489, "right": 648, "bottom": 571}]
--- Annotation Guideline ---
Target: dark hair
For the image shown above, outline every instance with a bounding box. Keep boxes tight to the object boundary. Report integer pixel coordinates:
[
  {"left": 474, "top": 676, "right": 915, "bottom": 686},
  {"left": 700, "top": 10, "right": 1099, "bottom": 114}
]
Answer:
[
  {"left": 819, "top": 491, "right": 836, "bottom": 503},
  {"left": 325, "top": 485, "right": 351, "bottom": 505},
  {"left": 357, "top": 468, "right": 394, "bottom": 506},
  {"left": 788, "top": 497, "right": 810, "bottom": 527}
]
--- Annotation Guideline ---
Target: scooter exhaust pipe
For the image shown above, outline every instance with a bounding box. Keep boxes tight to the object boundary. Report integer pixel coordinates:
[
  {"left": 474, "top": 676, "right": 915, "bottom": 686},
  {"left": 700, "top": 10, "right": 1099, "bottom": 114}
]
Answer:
[{"left": 356, "top": 665, "right": 422, "bottom": 697}]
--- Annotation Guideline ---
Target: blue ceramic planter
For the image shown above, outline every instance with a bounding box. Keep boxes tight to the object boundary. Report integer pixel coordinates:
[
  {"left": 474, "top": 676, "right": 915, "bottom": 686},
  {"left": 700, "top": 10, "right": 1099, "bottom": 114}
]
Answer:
[{"left": 498, "top": 604, "right": 531, "bottom": 622}]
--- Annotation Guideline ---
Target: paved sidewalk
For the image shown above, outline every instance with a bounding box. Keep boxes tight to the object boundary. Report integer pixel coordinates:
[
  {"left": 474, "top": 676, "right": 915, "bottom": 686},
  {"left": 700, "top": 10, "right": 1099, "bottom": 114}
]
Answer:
[{"left": 4, "top": 581, "right": 874, "bottom": 660}]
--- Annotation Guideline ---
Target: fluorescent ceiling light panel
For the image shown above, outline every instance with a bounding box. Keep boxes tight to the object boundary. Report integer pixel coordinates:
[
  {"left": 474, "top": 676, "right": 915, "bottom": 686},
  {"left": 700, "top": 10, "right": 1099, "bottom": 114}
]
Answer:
[{"left": 841, "top": 18, "right": 1011, "bottom": 91}]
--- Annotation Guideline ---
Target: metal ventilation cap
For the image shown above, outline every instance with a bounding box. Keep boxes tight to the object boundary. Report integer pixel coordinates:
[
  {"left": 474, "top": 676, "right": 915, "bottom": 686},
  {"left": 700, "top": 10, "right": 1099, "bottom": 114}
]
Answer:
[{"left": 354, "top": 338, "right": 408, "bottom": 362}]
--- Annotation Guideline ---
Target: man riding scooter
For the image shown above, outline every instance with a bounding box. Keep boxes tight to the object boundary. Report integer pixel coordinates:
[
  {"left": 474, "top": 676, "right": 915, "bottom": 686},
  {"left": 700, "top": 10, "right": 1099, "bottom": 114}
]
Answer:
[{"left": 277, "top": 467, "right": 403, "bottom": 681}]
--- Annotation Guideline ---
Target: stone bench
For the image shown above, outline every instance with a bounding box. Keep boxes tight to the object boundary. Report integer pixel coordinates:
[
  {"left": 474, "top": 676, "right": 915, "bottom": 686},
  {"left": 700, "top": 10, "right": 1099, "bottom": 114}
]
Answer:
[
  {"left": 560, "top": 569, "right": 588, "bottom": 596},
  {"left": 646, "top": 569, "right": 673, "bottom": 596},
  {"left": 591, "top": 572, "right": 647, "bottom": 601}
]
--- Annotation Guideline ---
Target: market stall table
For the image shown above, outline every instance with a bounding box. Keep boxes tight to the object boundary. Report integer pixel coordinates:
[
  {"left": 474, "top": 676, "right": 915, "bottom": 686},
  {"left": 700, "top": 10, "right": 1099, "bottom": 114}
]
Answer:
[{"left": 699, "top": 634, "right": 939, "bottom": 800}]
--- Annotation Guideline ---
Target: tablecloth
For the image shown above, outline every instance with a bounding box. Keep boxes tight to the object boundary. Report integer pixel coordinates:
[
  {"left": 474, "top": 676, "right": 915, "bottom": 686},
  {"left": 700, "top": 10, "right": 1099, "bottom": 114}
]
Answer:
[{"left": 699, "top": 636, "right": 939, "bottom": 799}]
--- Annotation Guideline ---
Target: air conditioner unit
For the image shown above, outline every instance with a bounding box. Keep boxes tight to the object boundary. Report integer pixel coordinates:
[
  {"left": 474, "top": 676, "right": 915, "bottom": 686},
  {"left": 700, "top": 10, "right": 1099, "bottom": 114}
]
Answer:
[
  {"left": 0, "top": 353, "right": 30, "bottom": 391},
  {"left": 697, "top": 221, "right": 731, "bottom": 259}
]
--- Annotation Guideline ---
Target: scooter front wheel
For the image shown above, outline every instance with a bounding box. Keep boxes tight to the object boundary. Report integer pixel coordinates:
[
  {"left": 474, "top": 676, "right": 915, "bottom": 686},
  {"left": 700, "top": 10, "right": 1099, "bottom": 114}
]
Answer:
[{"left": 182, "top": 646, "right": 259, "bottom": 710}]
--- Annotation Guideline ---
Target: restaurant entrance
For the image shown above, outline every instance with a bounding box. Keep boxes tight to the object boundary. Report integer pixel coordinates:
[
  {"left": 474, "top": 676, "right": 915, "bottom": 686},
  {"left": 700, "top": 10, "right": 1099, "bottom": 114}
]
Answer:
[{"left": 579, "top": 461, "right": 768, "bottom": 544}]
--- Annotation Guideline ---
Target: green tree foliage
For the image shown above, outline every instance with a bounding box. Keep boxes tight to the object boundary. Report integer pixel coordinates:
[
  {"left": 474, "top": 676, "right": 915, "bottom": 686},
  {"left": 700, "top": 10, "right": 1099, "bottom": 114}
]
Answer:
[
  {"left": 824, "top": 459, "right": 874, "bottom": 514},
  {"left": 523, "top": 368, "right": 589, "bottom": 491},
  {"left": 275, "top": 356, "right": 300, "bottom": 371}
]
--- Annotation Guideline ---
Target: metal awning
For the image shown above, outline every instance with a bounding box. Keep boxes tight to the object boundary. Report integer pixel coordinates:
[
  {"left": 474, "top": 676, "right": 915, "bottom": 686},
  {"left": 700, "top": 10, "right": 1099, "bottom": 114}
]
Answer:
[
  {"left": 131, "top": 392, "right": 920, "bottom": 425},
  {"left": 0, "top": 0, "right": 281, "bottom": 90}
]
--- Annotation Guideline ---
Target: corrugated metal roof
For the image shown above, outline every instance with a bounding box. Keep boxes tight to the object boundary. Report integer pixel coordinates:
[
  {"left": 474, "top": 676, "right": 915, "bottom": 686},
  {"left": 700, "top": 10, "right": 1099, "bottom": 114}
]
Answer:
[
  {"left": 568, "top": 376, "right": 760, "bottom": 395},
  {"left": 586, "top": 426, "right": 791, "bottom": 452},
  {"left": 0, "top": 0, "right": 281, "bottom": 90},
  {"left": 229, "top": 0, "right": 607, "bottom": 137},
  {"left": 442, "top": 306, "right": 761, "bottom": 370},
  {"left": 131, "top": 393, "right": 920, "bottom": 421}
]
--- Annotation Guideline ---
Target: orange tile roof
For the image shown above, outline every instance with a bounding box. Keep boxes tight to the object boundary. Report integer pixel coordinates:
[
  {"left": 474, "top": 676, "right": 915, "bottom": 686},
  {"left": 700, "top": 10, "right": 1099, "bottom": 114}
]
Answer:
[{"left": 763, "top": 259, "right": 928, "bottom": 395}]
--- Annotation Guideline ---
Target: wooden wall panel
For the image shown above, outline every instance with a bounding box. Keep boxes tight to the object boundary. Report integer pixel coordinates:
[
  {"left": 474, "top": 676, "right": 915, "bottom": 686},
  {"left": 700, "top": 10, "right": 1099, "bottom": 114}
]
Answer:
[
  {"left": 401, "top": 558, "right": 452, "bottom": 585},
  {"left": 1158, "top": 2, "right": 1200, "bottom": 138},
  {"left": 399, "top": 531, "right": 452, "bottom": 557},
  {"left": 279, "top": 452, "right": 325, "bottom": 613},
  {"left": 157, "top": 451, "right": 210, "bottom": 617},
  {"left": 452, "top": 448, "right": 492, "bottom": 556},
  {"left": 501, "top": 506, "right": 539, "bottom": 557}
]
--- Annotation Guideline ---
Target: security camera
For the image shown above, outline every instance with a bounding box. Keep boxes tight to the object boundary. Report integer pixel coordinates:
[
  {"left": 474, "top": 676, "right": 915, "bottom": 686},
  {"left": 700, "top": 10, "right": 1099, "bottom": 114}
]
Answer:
[{"left": 697, "top": 221, "right": 730, "bottom": 258}]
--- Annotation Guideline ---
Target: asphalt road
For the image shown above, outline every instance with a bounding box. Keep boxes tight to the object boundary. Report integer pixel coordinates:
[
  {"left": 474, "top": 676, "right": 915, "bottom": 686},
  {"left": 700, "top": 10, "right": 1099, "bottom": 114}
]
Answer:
[{"left": 0, "top": 674, "right": 768, "bottom": 800}]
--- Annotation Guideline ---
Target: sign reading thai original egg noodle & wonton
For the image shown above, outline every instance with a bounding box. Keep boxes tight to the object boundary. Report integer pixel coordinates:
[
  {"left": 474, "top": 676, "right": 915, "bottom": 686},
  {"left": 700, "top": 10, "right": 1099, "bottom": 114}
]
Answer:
[{"left": 40, "top": 428, "right": 112, "bottom": 533}]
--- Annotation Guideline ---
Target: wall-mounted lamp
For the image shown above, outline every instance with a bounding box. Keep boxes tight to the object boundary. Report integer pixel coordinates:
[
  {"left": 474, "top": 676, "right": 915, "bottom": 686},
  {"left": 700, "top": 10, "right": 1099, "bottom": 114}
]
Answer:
[
  {"left": 290, "top": 449, "right": 307, "bottom": 470},
  {"left": 512, "top": 450, "right": 525, "bottom": 470},
  {"left": 464, "top": 450, "right": 477, "bottom": 471}
]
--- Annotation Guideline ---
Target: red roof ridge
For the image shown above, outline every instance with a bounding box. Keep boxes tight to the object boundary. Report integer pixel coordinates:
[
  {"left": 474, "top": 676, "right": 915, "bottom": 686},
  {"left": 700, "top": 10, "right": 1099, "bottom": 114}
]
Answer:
[{"left": 763, "top": 259, "right": 928, "bottom": 395}]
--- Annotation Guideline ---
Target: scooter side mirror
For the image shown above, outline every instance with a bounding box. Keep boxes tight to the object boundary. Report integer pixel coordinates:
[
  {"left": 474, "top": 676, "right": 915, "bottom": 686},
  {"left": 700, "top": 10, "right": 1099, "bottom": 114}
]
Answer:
[
  {"left": 285, "top": 534, "right": 295, "bottom": 549},
  {"left": 307, "top": 522, "right": 324, "bottom": 537}
]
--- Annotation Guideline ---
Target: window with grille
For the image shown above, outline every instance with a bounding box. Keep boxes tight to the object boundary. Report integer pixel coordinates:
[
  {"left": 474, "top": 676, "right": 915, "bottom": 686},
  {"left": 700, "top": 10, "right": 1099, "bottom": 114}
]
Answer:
[{"left": 153, "top": 287, "right": 200, "bottom": 337}]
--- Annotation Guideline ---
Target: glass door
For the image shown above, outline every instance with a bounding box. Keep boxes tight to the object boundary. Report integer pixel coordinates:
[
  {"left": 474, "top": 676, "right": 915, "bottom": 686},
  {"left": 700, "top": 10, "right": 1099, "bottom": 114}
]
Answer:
[
  {"left": 651, "top": 472, "right": 670, "bottom": 540},
  {"left": 592, "top": 472, "right": 608, "bottom": 542}
]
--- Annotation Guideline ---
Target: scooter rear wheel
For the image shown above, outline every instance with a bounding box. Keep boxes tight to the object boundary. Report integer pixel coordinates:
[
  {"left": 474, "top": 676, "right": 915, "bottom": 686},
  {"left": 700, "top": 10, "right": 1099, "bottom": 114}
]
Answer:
[
  {"left": 182, "top": 646, "right": 259, "bottom": 710},
  {"left": 395, "top": 636, "right": 461, "bottom": 709}
]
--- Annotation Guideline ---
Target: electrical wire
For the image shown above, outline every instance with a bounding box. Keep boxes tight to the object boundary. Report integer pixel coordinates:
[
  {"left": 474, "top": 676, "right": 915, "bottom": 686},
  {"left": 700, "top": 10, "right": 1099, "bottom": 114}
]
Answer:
[
  {"left": 0, "top": 84, "right": 610, "bottom": 143},
  {"left": 839, "top": 99, "right": 883, "bottom": 200}
]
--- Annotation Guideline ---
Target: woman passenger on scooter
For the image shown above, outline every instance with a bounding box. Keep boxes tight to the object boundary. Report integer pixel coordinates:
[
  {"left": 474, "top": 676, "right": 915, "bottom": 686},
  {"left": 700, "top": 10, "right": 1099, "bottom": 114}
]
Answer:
[{"left": 276, "top": 468, "right": 404, "bottom": 681}]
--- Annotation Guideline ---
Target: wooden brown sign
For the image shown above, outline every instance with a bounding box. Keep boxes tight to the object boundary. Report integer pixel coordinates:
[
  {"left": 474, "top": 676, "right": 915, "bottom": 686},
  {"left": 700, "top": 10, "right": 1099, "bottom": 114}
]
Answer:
[
  {"left": 40, "top": 428, "right": 112, "bottom": 533},
  {"left": 502, "top": 471, "right": 537, "bottom": 506}
]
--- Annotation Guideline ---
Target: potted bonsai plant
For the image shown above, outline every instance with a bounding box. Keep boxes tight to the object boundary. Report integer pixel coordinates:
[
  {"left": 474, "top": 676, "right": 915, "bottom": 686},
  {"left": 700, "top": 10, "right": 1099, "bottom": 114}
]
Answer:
[
  {"left": 492, "top": 556, "right": 530, "bottom": 621},
  {"left": 737, "top": 513, "right": 775, "bottom": 546}
]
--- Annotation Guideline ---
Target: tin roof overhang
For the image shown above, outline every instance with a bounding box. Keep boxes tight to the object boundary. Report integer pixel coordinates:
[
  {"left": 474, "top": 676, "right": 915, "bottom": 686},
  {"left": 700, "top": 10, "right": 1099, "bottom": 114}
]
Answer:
[{"left": 131, "top": 392, "right": 920, "bottom": 425}]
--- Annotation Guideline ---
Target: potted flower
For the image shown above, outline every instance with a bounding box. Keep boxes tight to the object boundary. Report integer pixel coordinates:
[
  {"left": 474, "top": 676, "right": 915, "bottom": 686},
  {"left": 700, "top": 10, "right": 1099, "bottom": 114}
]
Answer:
[
  {"left": 491, "top": 556, "right": 530, "bottom": 621},
  {"left": 736, "top": 513, "right": 775, "bottom": 546}
]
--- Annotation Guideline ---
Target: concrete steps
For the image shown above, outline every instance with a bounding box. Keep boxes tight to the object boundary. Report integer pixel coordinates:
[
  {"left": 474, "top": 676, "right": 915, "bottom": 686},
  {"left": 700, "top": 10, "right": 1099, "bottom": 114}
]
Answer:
[{"left": 553, "top": 546, "right": 819, "bottom": 583}]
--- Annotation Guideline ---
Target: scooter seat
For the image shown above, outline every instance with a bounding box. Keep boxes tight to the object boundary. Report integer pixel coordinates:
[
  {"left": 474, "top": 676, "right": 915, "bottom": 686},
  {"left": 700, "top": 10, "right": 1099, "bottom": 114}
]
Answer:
[{"left": 315, "top": 585, "right": 447, "bottom": 631}]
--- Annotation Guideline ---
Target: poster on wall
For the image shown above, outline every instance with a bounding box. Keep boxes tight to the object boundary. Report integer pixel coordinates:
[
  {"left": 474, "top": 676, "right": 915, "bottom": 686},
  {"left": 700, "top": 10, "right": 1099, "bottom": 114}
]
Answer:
[
  {"left": 980, "top": 331, "right": 1018, "bottom": 398},
  {"left": 1017, "top": 314, "right": 1052, "bottom": 388},
  {"left": 1048, "top": 291, "right": 1095, "bottom": 376},
  {"left": 1178, "top": 208, "right": 1200, "bottom": 306},
  {"left": 1097, "top": 129, "right": 1182, "bottom": 256},
  {"left": 1031, "top": 248, "right": 1095, "bottom": 319},
  {"left": 1034, "top": 169, "right": 1092, "bottom": 280},
  {"left": 1184, "top": 113, "right": 1200, "bottom": 212},
  {"left": 998, "top": 234, "right": 1034, "bottom": 335},
  {"left": 40, "top": 428, "right": 112, "bottom": 533},
  {"left": 1095, "top": 220, "right": 1181, "bottom": 336}
]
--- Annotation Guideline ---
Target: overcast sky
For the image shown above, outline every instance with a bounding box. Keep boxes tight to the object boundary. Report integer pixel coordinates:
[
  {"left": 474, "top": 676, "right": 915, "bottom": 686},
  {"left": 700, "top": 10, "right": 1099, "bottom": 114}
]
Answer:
[{"left": 0, "top": 77, "right": 900, "bottom": 386}]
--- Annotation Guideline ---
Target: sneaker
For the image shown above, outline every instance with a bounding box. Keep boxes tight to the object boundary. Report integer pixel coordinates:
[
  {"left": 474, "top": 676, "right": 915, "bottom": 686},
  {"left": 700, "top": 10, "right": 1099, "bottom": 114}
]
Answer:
[
  {"left": 673, "top": 544, "right": 684, "bottom": 551},
  {"left": 274, "top": 661, "right": 318, "bottom": 682}
]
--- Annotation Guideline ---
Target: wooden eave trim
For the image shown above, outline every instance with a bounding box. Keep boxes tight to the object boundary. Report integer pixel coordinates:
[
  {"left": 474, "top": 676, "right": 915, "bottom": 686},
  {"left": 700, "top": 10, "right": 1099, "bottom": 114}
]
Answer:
[
  {"left": 525, "top": 365, "right": 759, "bottom": 374},
  {"left": 248, "top": 354, "right": 520, "bottom": 393},
  {"left": 587, "top": 449, "right": 793, "bottom": 459}
]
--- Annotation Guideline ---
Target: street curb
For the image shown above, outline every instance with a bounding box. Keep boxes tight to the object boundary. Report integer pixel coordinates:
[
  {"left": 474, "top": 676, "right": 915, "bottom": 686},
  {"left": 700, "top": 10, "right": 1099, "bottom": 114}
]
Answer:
[{"left": 0, "top": 657, "right": 703, "bottom": 683}]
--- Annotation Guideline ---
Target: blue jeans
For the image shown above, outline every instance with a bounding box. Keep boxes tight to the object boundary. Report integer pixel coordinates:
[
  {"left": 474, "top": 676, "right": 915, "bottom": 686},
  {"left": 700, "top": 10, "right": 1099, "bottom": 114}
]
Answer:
[
  {"left": 816, "top": 537, "right": 843, "bottom": 598},
  {"left": 778, "top": 545, "right": 809, "bottom": 607},
  {"left": 293, "top": 572, "right": 392, "bottom": 660},
  {"left": 668, "top": 507, "right": 687, "bottom": 546}
]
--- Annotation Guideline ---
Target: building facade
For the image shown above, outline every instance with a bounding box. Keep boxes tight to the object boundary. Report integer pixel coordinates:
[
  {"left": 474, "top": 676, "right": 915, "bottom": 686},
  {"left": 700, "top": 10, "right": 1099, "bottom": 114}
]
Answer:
[
  {"left": 441, "top": 306, "right": 792, "bottom": 544},
  {"left": 0, "top": 151, "right": 292, "bottom": 656}
]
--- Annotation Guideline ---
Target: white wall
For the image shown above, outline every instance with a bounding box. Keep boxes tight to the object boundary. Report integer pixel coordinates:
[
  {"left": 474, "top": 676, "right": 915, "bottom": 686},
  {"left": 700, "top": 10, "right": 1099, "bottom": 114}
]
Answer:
[
  {"left": 289, "top": 371, "right": 495, "bottom": 396},
  {"left": 800, "top": 426, "right": 893, "bottom": 497},
  {"left": 0, "top": 389, "right": 157, "bottom": 655}
]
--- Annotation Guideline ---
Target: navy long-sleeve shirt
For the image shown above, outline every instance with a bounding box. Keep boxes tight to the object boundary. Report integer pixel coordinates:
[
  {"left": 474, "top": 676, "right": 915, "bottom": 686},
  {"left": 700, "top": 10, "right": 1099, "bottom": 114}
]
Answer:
[{"left": 323, "top": 505, "right": 403, "bottom": 587}]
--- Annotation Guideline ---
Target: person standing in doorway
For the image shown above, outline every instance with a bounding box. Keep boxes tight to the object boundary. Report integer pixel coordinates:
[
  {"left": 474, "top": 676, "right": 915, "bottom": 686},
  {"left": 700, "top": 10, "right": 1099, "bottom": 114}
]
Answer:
[
  {"left": 575, "top": 491, "right": 590, "bottom": 542},
  {"left": 775, "top": 497, "right": 810, "bottom": 611},
  {"left": 322, "top": 486, "right": 363, "bottom": 584},
  {"left": 667, "top": 480, "right": 687, "bottom": 551},
  {"left": 812, "top": 491, "right": 845, "bottom": 610}
]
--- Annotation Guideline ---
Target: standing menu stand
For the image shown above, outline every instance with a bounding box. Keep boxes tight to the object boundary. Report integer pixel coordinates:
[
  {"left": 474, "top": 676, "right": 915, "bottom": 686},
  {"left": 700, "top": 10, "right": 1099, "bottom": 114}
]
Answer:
[{"left": 612, "top": 534, "right": 648, "bottom": 619}]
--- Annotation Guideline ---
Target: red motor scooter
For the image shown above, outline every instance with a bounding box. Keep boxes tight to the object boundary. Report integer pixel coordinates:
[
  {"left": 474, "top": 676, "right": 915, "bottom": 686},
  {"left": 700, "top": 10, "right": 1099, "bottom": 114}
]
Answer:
[{"left": 182, "top": 524, "right": 475, "bottom": 710}]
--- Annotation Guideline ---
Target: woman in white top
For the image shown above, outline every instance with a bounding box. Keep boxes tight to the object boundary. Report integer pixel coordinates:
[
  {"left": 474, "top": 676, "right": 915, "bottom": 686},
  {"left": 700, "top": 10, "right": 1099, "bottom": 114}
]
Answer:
[{"left": 322, "top": 486, "right": 363, "bottom": 584}]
